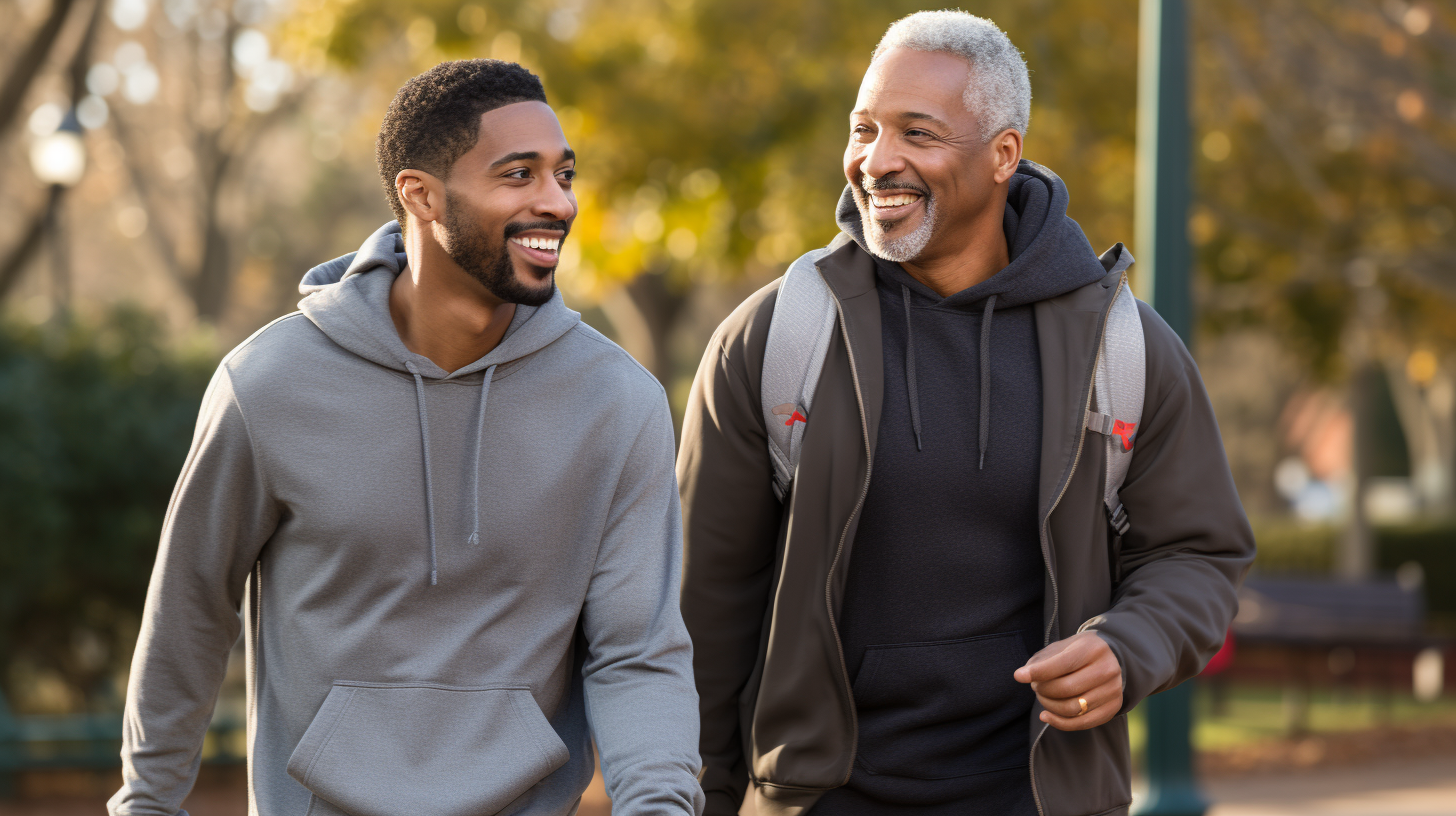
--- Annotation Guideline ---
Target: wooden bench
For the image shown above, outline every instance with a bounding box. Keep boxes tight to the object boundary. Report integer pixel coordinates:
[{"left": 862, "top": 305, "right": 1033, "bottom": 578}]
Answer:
[{"left": 1220, "top": 576, "right": 1449, "bottom": 733}]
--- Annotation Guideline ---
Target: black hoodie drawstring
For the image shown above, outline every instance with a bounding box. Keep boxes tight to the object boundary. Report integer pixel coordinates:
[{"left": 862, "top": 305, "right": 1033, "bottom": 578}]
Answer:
[
  {"left": 901, "top": 284, "right": 924, "bottom": 451},
  {"left": 903, "top": 286, "right": 997, "bottom": 466},
  {"left": 978, "top": 294, "right": 997, "bottom": 470}
]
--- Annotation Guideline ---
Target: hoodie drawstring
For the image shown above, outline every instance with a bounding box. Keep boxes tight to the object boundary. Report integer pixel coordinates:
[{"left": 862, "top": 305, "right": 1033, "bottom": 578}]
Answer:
[
  {"left": 468, "top": 365, "right": 498, "bottom": 548},
  {"left": 978, "top": 294, "right": 997, "bottom": 470},
  {"left": 405, "top": 361, "right": 439, "bottom": 586},
  {"left": 405, "top": 360, "right": 499, "bottom": 586},
  {"left": 901, "top": 285, "right": 924, "bottom": 451},
  {"left": 900, "top": 286, "right": 997, "bottom": 468}
]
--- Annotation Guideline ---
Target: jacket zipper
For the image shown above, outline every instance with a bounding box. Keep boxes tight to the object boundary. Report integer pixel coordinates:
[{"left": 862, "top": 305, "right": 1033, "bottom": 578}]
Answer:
[
  {"left": 1028, "top": 273, "right": 1128, "bottom": 816},
  {"left": 825, "top": 294, "right": 872, "bottom": 785}
]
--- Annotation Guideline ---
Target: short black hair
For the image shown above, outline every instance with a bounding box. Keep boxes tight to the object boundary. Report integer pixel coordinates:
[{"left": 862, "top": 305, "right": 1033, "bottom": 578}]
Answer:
[{"left": 376, "top": 60, "right": 547, "bottom": 227}]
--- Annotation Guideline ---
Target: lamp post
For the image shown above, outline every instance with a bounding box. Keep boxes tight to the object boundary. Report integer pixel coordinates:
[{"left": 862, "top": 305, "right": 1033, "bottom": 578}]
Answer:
[
  {"left": 29, "top": 108, "right": 86, "bottom": 315},
  {"left": 1132, "top": 0, "right": 1206, "bottom": 815}
]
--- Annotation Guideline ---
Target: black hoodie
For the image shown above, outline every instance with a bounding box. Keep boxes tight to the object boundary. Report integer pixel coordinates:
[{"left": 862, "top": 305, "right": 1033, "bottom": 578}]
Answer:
[{"left": 815, "top": 161, "right": 1110, "bottom": 815}]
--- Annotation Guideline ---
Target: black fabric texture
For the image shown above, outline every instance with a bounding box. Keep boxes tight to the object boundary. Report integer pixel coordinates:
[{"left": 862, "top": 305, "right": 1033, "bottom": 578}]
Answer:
[{"left": 815, "top": 160, "right": 1110, "bottom": 813}]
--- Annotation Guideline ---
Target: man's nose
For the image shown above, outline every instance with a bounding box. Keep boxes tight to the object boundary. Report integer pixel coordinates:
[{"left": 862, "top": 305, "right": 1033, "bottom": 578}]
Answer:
[
  {"left": 859, "top": 133, "right": 905, "bottom": 182},
  {"left": 532, "top": 179, "right": 575, "bottom": 221}
]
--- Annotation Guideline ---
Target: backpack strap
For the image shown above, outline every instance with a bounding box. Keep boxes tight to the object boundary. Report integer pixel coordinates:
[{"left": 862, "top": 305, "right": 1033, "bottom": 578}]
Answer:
[
  {"left": 1084, "top": 244, "right": 1144, "bottom": 536},
  {"left": 762, "top": 246, "right": 838, "bottom": 501}
]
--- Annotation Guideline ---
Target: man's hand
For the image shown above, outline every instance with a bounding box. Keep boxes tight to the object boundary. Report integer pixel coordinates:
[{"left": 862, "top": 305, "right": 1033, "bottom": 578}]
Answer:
[{"left": 1013, "top": 631, "right": 1123, "bottom": 731}]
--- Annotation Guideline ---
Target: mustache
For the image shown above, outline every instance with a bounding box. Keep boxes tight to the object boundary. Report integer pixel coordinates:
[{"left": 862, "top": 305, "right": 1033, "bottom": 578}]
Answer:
[
  {"left": 859, "top": 175, "right": 931, "bottom": 199},
  {"left": 504, "top": 220, "right": 572, "bottom": 240}
]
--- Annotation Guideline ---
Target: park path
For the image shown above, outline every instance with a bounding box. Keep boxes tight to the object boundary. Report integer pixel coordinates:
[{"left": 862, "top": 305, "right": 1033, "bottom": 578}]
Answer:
[
  {"left": 1201, "top": 755, "right": 1456, "bottom": 816},
  {"left": 2, "top": 754, "right": 1451, "bottom": 815}
]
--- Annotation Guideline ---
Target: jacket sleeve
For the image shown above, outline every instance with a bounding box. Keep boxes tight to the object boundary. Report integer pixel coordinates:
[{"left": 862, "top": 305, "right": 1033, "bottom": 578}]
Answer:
[
  {"left": 109, "top": 364, "right": 279, "bottom": 816},
  {"left": 581, "top": 391, "right": 705, "bottom": 816},
  {"left": 1083, "top": 302, "right": 1256, "bottom": 711},
  {"left": 677, "top": 325, "right": 783, "bottom": 816}
]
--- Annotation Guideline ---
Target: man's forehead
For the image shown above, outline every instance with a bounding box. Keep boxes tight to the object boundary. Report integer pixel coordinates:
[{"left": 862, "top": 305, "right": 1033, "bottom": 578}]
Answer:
[
  {"left": 857, "top": 48, "right": 970, "bottom": 112},
  {"left": 473, "top": 100, "right": 571, "bottom": 161}
]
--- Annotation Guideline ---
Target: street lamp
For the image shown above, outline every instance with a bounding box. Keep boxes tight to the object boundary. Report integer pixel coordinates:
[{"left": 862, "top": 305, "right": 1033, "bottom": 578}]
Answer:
[{"left": 28, "top": 108, "right": 86, "bottom": 314}]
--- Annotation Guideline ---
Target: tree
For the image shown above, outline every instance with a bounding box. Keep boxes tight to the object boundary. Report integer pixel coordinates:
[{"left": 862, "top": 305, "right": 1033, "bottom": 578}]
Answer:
[
  {"left": 0, "top": 0, "right": 105, "bottom": 300},
  {"left": 281, "top": 0, "right": 1144, "bottom": 386}
]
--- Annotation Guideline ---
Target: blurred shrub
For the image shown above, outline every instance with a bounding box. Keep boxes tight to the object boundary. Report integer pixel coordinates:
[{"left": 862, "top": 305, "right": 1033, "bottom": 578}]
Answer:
[
  {"left": 0, "top": 310, "right": 213, "bottom": 712},
  {"left": 1251, "top": 520, "right": 1456, "bottom": 622},
  {"left": 1250, "top": 521, "right": 1340, "bottom": 573},
  {"left": 1377, "top": 525, "right": 1456, "bottom": 626}
]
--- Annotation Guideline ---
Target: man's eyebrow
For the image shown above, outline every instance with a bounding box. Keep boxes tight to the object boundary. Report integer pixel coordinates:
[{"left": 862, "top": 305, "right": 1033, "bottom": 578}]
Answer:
[
  {"left": 490, "top": 151, "right": 539, "bottom": 169},
  {"left": 850, "top": 109, "right": 950, "bottom": 129},
  {"left": 490, "top": 149, "right": 576, "bottom": 169},
  {"left": 903, "top": 111, "right": 950, "bottom": 128}
]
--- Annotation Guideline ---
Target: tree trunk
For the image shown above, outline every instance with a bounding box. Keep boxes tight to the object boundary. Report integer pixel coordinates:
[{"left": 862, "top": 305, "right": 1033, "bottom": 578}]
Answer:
[
  {"left": 600, "top": 269, "right": 688, "bottom": 388},
  {"left": 0, "top": 188, "right": 60, "bottom": 301},
  {"left": 1339, "top": 366, "right": 1376, "bottom": 580}
]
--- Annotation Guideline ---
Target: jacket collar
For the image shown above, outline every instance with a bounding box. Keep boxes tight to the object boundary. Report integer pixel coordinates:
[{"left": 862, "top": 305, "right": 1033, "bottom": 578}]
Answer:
[{"left": 815, "top": 235, "right": 885, "bottom": 456}]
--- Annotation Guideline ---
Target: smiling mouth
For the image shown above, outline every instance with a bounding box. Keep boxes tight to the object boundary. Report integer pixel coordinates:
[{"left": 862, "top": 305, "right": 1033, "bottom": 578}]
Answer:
[
  {"left": 508, "top": 235, "right": 562, "bottom": 265},
  {"left": 865, "top": 190, "right": 924, "bottom": 220}
]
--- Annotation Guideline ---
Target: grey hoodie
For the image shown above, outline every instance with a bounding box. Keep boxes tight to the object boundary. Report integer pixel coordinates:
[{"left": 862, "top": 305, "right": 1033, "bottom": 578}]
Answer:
[{"left": 110, "top": 221, "right": 705, "bottom": 816}]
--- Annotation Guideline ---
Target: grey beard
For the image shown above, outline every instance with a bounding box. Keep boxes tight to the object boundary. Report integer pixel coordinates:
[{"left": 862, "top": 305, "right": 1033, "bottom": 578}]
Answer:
[{"left": 859, "top": 194, "right": 936, "bottom": 263}]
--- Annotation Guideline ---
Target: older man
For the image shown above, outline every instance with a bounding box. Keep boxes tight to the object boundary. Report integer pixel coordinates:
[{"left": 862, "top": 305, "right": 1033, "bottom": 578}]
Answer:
[{"left": 679, "top": 11, "right": 1253, "bottom": 816}]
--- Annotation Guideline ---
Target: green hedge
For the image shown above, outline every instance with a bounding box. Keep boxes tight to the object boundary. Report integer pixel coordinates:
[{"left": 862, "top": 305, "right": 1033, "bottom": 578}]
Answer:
[
  {"left": 0, "top": 310, "right": 214, "bottom": 711},
  {"left": 1377, "top": 524, "right": 1456, "bottom": 620},
  {"left": 1251, "top": 520, "right": 1456, "bottom": 620}
]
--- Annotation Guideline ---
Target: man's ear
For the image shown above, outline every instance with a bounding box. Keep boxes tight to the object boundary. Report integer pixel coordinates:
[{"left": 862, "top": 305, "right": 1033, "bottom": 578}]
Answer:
[
  {"left": 991, "top": 129, "right": 1023, "bottom": 184},
  {"left": 397, "top": 169, "right": 445, "bottom": 226}
]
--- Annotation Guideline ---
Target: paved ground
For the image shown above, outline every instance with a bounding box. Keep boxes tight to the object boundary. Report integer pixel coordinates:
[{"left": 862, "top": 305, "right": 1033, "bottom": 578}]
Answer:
[
  {"left": 1201, "top": 755, "right": 1456, "bottom": 816},
  {"left": 3, "top": 755, "right": 1452, "bottom": 814}
]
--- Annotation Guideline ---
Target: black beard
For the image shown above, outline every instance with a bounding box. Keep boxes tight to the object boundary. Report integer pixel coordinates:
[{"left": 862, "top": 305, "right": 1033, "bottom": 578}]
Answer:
[{"left": 441, "top": 192, "right": 562, "bottom": 308}]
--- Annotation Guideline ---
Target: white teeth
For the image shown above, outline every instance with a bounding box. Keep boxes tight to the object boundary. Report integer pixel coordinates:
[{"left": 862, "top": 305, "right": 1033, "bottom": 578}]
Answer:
[
  {"left": 872, "top": 193, "right": 920, "bottom": 208},
  {"left": 512, "top": 237, "right": 560, "bottom": 252}
]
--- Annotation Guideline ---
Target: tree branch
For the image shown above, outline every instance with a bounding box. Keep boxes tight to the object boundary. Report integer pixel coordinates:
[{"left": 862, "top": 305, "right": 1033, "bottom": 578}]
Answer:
[{"left": 0, "top": 0, "right": 78, "bottom": 139}]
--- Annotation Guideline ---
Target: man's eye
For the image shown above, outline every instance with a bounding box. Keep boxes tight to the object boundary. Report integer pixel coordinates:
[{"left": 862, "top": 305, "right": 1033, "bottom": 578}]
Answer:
[
  {"left": 906, "top": 129, "right": 930, "bottom": 138},
  {"left": 558, "top": 168, "right": 576, "bottom": 181},
  {"left": 852, "top": 125, "right": 873, "bottom": 135},
  {"left": 506, "top": 168, "right": 530, "bottom": 179}
]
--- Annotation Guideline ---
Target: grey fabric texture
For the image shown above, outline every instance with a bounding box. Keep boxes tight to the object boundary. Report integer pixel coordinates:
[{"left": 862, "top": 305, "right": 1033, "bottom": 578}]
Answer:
[
  {"left": 1090, "top": 247, "right": 1144, "bottom": 519},
  {"left": 110, "top": 221, "right": 704, "bottom": 816},
  {"left": 760, "top": 246, "right": 836, "bottom": 500}
]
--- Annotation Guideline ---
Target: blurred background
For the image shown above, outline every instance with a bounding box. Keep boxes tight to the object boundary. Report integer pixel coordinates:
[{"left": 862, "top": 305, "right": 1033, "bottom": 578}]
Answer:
[{"left": 0, "top": 0, "right": 1453, "bottom": 813}]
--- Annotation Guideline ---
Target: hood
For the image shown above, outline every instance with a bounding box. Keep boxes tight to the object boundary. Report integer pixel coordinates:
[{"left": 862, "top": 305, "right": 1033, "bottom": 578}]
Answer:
[
  {"left": 295, "top": 221, "right": 583, "bottom": 586},
  {"left": 835, "top": 160, "right": 1116, "bottom": 468},
  {"left": 297, "top": 220, "right": 581, "bottom": 381},
  {"left": 835, "top": 159, "right": 1109, "bottom": 308}
]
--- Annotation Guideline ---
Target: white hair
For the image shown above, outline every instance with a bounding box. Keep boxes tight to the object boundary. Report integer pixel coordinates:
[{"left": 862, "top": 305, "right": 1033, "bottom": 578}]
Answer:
[{"left": 871, "top": 10, "right": 1031, "bottom": 142}]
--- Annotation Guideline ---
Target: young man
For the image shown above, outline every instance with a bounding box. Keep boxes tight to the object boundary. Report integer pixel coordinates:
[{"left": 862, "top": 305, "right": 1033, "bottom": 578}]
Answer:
[
  {"left": 111, "top": 60, "right": 703, "bottom": 816},
  {"left": 679, "top": 12, "right": 1254, "bottom": 816}
]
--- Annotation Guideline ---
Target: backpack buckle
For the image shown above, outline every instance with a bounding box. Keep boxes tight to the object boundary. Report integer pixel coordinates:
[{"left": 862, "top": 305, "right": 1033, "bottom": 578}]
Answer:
[{"left": 1107, "top": 502, "right": 1130, "bottom": 536}]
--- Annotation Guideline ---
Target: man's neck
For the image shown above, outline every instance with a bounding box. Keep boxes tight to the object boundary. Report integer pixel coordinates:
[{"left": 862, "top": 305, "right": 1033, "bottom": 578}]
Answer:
[
  {"left": 389, "top": 229, "right": 516, "bottom": 374},
  {"left": 899, "top": 196, "right": 1011, "bottom": 298}
]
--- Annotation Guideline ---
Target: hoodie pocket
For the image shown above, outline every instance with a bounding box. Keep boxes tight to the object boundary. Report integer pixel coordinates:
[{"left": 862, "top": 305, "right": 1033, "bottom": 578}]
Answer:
[
  {"left": 853, "top": 632, "right": 1035, "bottom": 780},
  {"left": 287, "top": 681, "right": 569, "bottom": 816}
]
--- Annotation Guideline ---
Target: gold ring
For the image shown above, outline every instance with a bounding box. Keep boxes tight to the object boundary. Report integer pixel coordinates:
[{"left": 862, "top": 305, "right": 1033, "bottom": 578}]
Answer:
[{"left": 1077, "top": 697, "right": 1089, "bottom": 716}]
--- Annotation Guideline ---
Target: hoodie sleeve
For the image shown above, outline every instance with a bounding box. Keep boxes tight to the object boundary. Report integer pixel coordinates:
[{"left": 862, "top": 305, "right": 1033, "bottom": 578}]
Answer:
[
  {"left": 676, "top": 307, "right": 784, "bottom": 816},
  {"left": 579, "top": 390, "right": 705, "bottom": 816},
  {"left": 109, "top": 364, "right": 279, "bottom": 816},
  {"left": 1081, "top": 302, "right": 1255, "bottom": 712}
]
